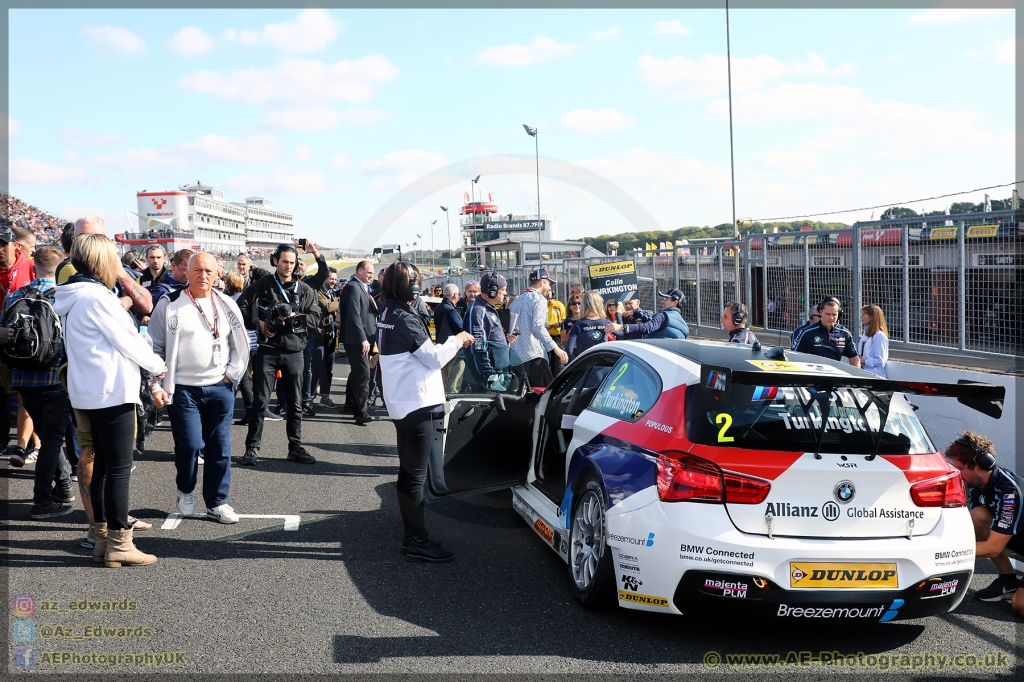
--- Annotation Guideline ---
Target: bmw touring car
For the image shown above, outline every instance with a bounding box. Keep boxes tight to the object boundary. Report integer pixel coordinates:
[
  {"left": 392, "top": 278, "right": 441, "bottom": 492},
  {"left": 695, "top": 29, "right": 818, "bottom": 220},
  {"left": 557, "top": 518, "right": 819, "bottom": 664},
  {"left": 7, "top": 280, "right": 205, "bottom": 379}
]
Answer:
[{"left": 427, "top": 340, "right": 1004, "bottom": 622}]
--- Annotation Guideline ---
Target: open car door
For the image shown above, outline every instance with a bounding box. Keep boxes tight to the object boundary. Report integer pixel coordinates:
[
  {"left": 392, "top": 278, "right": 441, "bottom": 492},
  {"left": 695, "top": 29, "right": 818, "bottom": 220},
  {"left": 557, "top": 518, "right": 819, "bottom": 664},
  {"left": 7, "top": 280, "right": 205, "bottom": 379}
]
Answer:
[{"left": 424, "top": 346, "right": 540, "bottom": 502}]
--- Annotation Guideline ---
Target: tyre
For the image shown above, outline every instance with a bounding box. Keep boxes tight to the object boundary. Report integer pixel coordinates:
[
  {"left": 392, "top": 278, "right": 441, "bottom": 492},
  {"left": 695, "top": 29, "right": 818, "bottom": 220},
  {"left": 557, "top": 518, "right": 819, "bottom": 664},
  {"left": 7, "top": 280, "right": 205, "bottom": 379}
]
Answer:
[{"left": 567, "top": 478, "right": 615, "bottom": 608}]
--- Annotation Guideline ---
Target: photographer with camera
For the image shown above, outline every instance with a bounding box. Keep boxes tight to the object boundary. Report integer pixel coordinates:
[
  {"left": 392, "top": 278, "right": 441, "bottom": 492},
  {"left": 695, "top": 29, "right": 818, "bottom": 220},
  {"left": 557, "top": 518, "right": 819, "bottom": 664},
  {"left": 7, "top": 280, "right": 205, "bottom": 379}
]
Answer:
[{"left": 236, "top": 244, "right": 320, "bottom": 466}]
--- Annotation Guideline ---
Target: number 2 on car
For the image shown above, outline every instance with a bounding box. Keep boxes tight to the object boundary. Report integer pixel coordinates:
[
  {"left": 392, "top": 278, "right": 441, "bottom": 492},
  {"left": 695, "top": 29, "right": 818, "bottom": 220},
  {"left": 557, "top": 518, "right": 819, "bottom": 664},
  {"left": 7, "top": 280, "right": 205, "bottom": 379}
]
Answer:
[{"left": 716, "top": 413, "right": 734, "bottom": 442}]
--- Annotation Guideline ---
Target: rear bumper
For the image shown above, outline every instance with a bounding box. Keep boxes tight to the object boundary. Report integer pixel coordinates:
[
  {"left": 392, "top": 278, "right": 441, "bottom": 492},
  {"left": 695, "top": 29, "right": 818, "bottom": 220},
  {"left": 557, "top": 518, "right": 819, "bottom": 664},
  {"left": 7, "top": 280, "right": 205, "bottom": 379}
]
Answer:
[{"left": 673, "top": 569, "right": 972, "bottom": 622}]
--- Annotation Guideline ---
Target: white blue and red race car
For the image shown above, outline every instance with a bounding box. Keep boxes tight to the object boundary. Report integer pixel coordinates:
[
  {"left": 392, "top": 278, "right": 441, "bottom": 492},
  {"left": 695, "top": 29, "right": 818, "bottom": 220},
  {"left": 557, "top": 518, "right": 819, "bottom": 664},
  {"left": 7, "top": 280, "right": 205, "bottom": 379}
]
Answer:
[{"left": 428, "top": 340, "right": 1004, "bottom": 622}]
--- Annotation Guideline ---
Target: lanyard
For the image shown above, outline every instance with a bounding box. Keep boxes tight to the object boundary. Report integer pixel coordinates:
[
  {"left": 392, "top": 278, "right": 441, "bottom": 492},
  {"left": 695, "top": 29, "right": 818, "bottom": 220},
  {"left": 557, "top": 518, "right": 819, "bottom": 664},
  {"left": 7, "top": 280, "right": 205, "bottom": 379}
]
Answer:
[
  {"left": 186, "top": 289, "right": 220, "bottom": 340},
  {"left": 273, "top": 275, "right": 291, "bottom": 303}
]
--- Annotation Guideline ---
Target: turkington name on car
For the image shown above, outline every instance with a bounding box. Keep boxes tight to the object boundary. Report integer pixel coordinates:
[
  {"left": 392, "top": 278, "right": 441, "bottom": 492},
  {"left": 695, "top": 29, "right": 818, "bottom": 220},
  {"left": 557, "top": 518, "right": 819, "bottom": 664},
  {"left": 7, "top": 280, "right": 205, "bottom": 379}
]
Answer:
[
  {"left": 601, "top": 393, "right": 642, "bottom": 416},
  {"left": 765, "top": 502, "right": 818, "bottom": 517},
  {"left": 780, "top": 413, "right": 877, "bottom": 434},
  {"left": 680, "top": 544, "right": 754, "bottom": 560}
]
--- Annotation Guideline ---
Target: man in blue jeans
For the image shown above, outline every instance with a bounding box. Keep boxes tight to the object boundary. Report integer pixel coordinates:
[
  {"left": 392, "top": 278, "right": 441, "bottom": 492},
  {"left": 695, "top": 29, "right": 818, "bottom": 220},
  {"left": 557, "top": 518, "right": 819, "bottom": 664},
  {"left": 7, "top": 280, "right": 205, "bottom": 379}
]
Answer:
[
  {"left": 0, "top": 247, "right": 75, "bottom": 519},
  {"left": 149, "top": 253, "right": 250, "bottom": 523}
]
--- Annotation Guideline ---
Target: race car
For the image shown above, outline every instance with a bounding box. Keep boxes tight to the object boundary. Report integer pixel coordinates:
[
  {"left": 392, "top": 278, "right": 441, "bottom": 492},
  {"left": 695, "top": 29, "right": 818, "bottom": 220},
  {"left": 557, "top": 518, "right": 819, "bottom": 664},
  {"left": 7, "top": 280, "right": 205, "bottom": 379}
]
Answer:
[{"left": 427, "top": 339, "right": 1004, "bottom": 622}]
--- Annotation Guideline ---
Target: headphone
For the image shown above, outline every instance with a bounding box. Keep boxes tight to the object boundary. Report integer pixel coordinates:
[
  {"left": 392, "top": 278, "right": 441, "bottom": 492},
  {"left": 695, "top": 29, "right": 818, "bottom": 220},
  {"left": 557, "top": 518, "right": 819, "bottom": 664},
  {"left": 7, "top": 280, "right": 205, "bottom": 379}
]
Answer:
[
  {"left": 731, "top": 302, "right": 748, "bottom": 326},
  {"left": 818, "top": 296, "right": 842, "bottom": 317},
  {"left": 484, "top": 273, "right": 500, "bottom": 299},
  {"left": 396, "top": 261, "right": 421, "bottom": 301},
  {"left": 955, "top": 435, "right": 996, "bottom": 471}
]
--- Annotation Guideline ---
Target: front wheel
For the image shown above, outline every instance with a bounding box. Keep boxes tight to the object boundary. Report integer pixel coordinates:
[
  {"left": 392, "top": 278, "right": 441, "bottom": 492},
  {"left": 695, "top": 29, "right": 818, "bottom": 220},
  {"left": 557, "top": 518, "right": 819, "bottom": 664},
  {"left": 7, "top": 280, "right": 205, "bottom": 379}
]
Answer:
[{"left": 568, "top": 479, "right": 615, "bottom": 608}]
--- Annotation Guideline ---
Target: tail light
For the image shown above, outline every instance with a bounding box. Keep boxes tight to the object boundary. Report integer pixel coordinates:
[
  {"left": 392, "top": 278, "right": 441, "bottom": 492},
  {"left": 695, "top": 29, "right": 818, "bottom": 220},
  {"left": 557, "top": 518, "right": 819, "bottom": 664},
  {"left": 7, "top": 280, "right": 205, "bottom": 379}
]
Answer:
[
  {"left": 910, "top": 471, "right": 966, "bottom": 508},
  {"left": 657, "top": 451, "right": 771, "bottom": 504}
]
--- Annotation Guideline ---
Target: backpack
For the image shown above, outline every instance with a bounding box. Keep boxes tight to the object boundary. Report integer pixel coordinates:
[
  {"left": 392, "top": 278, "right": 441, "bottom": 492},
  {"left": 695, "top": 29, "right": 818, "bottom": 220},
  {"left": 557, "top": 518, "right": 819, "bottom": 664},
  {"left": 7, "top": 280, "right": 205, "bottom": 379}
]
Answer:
[{"left": 1, "top": 285, "right": 64, "bottom": 371}]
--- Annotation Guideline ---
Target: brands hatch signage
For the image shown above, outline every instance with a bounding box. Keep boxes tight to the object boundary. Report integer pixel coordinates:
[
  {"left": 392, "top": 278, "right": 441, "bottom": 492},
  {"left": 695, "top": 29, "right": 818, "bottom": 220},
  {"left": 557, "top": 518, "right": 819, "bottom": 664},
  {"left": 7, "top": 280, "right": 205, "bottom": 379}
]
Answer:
[{"left": 465, "top": 219, "right": 547, "bottom": 232}]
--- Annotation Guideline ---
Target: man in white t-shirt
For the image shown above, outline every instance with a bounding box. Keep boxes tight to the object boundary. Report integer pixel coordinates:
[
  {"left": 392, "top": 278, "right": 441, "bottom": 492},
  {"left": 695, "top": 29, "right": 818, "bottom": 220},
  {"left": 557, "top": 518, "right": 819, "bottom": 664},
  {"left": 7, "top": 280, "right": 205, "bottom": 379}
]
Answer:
[{"left": 149, "top": 253, "right": 250, "bottom": 524}]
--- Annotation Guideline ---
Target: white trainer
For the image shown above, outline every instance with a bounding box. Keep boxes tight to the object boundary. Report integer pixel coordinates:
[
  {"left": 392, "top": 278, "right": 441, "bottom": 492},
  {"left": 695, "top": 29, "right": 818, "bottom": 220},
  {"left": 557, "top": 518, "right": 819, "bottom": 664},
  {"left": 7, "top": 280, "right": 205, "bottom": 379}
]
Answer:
[
  {"left": 207, "top": 504, "right": 239, "bottom": 524},
  {"left": 176, "top": 490, "right": 195, "bottom": 516},
  {"left": 197, "top": 455, "right": 205, "bottom": 465}
]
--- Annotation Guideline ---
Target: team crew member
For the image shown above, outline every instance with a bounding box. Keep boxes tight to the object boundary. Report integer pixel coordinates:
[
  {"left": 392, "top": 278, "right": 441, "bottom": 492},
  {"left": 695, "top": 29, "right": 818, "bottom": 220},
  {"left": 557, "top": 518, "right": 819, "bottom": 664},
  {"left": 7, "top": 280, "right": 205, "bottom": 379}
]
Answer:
[
  {"left": 138, "top": 245, "right": 167, "bottom": 290},
  {"left": 0, "top": 247, "right": 75, "bottom": 519},
  {"left": 721, "top": 301, "right": 758, "bottom": 345},
  {"left": 565, "top": 291, "right": 613, "bottom": 361},
  {"left": 945, "top": 432, "right": 1024, "bottom": 615},
  {"left": 605, "top": 288, "right": 689, "bottom": 340},
  {"left": 236, "top": 243, "right": 321, "bottom": 466},
  {"left": 54, "top": 235, "right": 167, "bottom": 568},
  {"left": 150, "top": 253, "right": 249, "bottom": 525},
  {"left": 793, "top": 296, "right": 861, "bottom": 367},
  {"left": 790, "top": 309, "right": 821, "bottom": 350},
  {"left": 377, "top": 262, "right": 474, "bottom": 562},
  {"left": 509, "top": 269, "right": 568, "bottom": 388},
  {"left": 464, "top": 272, "right": 518, "bottom": 389}
]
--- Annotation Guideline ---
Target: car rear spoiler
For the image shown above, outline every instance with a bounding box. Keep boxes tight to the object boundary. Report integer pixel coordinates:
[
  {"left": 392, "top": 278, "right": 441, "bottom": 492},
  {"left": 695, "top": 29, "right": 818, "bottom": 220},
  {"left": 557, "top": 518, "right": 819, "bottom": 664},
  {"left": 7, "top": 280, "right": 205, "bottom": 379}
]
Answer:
[{"left": 726, "top": 371, "right": 1005, "bottom": 419}]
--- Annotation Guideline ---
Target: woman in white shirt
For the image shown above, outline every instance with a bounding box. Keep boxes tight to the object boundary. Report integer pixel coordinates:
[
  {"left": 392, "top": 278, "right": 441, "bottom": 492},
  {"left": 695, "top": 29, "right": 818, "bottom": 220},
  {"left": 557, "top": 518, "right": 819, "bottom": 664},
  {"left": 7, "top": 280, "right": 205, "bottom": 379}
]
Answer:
[{"left": 858, "top": 304, "right": 890, "bottom": 377}]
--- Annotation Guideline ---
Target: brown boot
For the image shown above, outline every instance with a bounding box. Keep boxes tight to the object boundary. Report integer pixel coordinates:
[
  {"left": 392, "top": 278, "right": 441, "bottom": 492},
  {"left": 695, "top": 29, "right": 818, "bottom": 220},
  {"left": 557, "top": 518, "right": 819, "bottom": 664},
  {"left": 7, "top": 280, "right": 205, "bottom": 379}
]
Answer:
[
  {"left": 104, "top": 528, "right": 157, "bottom": 568},
  {"left": 91, "top": 522, "right": 108, "bottom": 564}
]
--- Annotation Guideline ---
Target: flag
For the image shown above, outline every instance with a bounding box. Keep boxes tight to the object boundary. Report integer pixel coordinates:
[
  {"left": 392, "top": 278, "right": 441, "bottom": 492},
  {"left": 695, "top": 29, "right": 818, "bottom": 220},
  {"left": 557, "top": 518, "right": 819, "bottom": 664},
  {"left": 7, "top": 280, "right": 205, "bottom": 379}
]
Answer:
[{"left": 984, "top": 194, "right": 991, "bottom": 212}]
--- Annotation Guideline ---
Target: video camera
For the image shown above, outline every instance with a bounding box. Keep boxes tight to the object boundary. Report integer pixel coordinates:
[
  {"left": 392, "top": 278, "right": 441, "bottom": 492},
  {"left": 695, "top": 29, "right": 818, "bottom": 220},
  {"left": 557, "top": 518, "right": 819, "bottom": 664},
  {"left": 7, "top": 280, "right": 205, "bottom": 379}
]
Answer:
[{"left": 258, "top": 302, "right": 306, "bottom": 335}]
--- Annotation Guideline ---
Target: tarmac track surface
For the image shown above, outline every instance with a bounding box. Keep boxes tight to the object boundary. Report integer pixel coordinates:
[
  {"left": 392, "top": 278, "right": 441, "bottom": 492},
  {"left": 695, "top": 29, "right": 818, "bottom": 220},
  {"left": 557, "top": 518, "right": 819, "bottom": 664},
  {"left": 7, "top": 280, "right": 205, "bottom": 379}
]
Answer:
[{"left": 3, "top": 356, "right": 1021, "bottom": 678}]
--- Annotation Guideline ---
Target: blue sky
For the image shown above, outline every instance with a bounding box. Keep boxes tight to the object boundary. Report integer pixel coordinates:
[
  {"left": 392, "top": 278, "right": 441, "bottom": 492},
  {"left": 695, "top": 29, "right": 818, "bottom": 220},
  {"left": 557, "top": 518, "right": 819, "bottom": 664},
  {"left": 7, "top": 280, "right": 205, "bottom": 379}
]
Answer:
[{"left": 7, "top": 7, "right": 1015, "bottom": 249}]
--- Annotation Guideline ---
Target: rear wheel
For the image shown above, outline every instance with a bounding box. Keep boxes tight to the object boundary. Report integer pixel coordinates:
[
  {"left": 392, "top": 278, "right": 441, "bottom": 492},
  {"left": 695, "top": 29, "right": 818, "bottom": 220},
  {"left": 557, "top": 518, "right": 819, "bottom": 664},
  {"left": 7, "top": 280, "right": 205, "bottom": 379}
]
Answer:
[{"left": 568, "top": 479, "right": 615, "bottom": 608}]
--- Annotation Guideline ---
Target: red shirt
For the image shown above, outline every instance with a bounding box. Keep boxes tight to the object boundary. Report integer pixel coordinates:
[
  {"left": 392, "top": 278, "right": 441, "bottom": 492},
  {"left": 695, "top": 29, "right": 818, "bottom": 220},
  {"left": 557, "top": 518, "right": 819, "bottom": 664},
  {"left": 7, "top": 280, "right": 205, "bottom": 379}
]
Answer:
[{"left": 0, "top": 252, "right": 34, "bottom": 300}]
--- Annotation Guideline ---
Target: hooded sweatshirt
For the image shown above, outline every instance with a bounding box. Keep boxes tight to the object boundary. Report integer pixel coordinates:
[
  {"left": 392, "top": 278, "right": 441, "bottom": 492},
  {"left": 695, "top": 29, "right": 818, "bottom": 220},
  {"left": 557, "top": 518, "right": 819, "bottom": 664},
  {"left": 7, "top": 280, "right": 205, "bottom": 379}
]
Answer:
[{"left": 54, "top": 275, "right": 166, "bottom": 409}]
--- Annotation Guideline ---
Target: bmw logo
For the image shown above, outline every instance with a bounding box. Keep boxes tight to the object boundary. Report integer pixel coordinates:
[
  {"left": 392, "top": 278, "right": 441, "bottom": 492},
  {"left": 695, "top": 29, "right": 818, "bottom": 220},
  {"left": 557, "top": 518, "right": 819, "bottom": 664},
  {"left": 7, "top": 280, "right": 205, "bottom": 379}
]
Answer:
[{"left": 834, "top": 480, "right": 856, "bottom": 504}]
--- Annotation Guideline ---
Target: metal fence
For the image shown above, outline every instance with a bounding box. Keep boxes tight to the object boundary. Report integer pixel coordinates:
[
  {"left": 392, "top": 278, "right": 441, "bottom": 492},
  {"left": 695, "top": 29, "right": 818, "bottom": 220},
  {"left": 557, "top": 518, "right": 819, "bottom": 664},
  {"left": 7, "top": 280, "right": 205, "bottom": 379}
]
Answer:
[{"left": 419, "top": 209, "right": 1022, "bottom": 359}]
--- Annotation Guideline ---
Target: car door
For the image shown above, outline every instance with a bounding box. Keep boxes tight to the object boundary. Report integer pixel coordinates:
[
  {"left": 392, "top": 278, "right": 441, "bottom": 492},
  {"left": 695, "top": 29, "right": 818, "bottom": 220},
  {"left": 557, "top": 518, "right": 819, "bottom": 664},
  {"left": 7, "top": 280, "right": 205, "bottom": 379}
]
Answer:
[{"left": 425, "top": 348, "right": 540, "bottom": 501}]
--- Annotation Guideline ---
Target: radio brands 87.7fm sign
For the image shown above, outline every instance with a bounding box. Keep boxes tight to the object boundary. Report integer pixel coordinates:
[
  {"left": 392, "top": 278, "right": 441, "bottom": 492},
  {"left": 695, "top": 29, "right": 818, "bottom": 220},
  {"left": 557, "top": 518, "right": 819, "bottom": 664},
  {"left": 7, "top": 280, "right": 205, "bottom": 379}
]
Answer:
[{"left": 588, "top": 260, "right": 638, "bottom": 304}]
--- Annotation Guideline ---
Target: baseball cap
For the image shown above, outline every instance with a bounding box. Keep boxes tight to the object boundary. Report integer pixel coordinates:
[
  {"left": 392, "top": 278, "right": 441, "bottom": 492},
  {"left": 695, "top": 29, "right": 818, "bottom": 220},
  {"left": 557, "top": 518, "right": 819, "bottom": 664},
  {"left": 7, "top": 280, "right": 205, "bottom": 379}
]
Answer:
[
  {"left": 658, "top": 288, "right": 685, "bottom": 302},
  {"left": 0, "top": 218, "right": 14, "bottom": 244},
  {"left": 529, "top": 268, "right": 557, "bottom": 285},
  {"left": 481, "top": 272, "right": 508, "bottom": 293}
]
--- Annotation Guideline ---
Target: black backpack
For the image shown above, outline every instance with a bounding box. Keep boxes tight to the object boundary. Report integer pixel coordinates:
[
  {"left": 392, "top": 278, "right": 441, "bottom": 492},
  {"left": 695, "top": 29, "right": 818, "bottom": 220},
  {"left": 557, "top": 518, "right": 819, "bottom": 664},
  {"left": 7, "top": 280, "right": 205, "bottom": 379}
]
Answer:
[{"left": 1, "top": 284, "right": 64, "bottom": 371}]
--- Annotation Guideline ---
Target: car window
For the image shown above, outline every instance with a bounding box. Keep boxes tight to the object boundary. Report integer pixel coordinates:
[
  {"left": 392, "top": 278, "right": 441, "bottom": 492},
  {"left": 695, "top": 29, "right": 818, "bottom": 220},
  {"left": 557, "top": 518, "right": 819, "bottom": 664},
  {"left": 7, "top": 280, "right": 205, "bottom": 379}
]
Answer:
[
  {"left": 588, "top": 356, "right": 661, "bottom": 422},
  {"left": 684, "top": 384, "right": 935, "bottom": 454}
]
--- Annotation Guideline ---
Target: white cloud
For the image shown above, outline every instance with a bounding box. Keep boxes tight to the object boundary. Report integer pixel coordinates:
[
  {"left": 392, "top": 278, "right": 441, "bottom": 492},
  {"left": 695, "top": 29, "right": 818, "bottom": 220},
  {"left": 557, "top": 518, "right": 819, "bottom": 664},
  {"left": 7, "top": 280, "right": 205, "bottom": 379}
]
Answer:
[
  {"left": 638, "top": 52, "right": 854, "bottom": 101},
  {"left": 361, "top": 149, "right": 448, "bottom": 191},
  {"left": 261, "top": 107, "right": 392, "bottom": 132},
  {"left": 179, "top": 57, "right": 399, "bottom": 106},
  {"left": 329, "top": 153, "right": 353, "bottom": 168},
  {"left": 223, "top": 9, "right": 340, "bottom": 52},
  {"left": 79, "top": 25, "right": 146, "bottom": 54},
  {"left": 8, "top": 116, "right": 18, "bottom": 139},
  {"left": 652, "top": 20, "right": 693, "bottom": 38},
  {"left": 905, "top": 8, "right": 1012, "bottom": 27},
  {"left": 168, "top": 27, "right": 213, "bottom": 56},
  {"left": 754, "top": 149, "right": 820, "bottom": 169},
  {"left": 558, "top": 108, "right": 637, "bottom": 134},
  {"left": 293, "top": 145, "right": 313, "bottom": 161},
  {"left": 59, "top": 206, "right": 110, "bottom": 223},
  {"left": 60, "top": 129, "right": 127, "bottom": 145},
  {"left": 64, "top": 150, "right": 81, "bottom": 163},
  {"left": 10, "top": 159, "right": 87, "bottom": 185},
  {"left": 966, "top": 38, "right": 1014, "bottom": 65},
  {"left": 476, "top": 36, "right": 576, "bottom": 67},
  {"left": 226, "top": 165, "right": 326, "bottom": 195},
  {"left": 590, "top": 27, "right": 619, "bottom": 41},
  {"left": 92, "top": 134, "right": 281, "bottom": 171}
]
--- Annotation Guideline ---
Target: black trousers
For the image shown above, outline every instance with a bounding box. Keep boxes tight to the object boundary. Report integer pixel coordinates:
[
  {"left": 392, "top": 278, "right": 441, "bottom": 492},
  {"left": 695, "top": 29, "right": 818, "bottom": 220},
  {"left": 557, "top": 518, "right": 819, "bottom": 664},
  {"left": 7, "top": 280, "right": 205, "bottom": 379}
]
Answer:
[
  {"left": 246, "top": 346, "right": 304, "bottom": 450},
  {"left": 84, "top": 403, "right": 136, "bottom": 531},
  {"left": 523, "top": 356, "right": 554, "bottom": 389},
  {"left": 394, "top": 409, "right": 438, "bottom": 540},
  {"left": 0, "top": 386, "right": 10, "bottom": 448},
  {"left": 343, "top": 342, "right": 371, "bottom": 418},
  {"left": 19, "top": 386, "right": 73, "bottom": 508},
  {"left": 237, "top": 353, "right": 254, "bottom": 416}
]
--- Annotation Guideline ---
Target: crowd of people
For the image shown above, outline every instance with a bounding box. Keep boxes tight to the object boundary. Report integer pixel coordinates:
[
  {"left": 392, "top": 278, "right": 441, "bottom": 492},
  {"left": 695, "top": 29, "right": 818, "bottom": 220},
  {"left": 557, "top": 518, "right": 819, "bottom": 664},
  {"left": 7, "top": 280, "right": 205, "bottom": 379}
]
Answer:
[{"left": 2, "top": 195, "right": 66, "bottom": 247}]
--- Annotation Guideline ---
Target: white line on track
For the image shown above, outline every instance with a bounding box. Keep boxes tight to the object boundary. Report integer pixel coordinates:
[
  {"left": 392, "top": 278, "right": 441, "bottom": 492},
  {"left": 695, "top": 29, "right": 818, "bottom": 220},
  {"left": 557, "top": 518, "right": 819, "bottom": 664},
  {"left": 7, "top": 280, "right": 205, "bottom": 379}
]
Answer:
[{"left": 160, "top": 513, "right": 301, "bottom": 531}]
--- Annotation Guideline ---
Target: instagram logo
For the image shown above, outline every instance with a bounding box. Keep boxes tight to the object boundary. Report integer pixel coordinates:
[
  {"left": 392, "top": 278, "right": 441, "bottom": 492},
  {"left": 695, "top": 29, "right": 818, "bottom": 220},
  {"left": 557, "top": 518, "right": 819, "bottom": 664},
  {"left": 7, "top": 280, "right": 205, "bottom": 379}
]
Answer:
[{"left": 12, "top": 594, "right": 36, "bottom": 618}]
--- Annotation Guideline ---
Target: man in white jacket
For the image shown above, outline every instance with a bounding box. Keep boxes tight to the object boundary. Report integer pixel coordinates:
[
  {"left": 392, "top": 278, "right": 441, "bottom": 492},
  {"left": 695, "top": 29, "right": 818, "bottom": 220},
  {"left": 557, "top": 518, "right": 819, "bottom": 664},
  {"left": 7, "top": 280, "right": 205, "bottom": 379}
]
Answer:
[
  {"left": 509, "top": 269, "right": 567, "bottom": 388},
  {"left": 149, "top": 253, "right": 249, "bottom": 524}
]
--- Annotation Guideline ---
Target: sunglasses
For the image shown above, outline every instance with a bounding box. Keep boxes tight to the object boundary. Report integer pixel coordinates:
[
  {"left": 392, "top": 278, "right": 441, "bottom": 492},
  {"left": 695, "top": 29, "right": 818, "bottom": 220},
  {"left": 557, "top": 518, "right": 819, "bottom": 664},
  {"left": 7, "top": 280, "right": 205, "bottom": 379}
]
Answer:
[{"left": 569, "top": 302, "right": 581, "bottom": 306}]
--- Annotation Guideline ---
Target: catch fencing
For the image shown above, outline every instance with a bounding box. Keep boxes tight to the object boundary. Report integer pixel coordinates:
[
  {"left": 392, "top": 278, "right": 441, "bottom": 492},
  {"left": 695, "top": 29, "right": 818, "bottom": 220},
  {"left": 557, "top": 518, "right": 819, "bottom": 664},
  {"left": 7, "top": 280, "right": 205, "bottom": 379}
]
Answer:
[{"left": 419, "top": 209, "right": 1022, "bottom": 359}]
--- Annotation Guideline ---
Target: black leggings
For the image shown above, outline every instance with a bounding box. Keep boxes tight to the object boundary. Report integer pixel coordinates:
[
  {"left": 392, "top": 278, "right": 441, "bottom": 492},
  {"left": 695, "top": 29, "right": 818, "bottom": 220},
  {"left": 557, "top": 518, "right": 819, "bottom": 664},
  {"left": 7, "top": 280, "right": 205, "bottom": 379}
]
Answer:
[
  {"left": 394, "top": 409, "right": 439, "bottom": 541},
  {"left": 85, "top": 403, "right": 137, "bottom": 531}
]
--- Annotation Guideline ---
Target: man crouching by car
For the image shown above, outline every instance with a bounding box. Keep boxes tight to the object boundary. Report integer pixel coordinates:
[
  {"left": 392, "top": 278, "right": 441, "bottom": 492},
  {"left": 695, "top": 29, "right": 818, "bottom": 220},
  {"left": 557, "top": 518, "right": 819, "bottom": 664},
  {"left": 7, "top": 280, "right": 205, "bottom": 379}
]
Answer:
[{"left": 945, "top": 431, "right": 1024, "bottom": 616}]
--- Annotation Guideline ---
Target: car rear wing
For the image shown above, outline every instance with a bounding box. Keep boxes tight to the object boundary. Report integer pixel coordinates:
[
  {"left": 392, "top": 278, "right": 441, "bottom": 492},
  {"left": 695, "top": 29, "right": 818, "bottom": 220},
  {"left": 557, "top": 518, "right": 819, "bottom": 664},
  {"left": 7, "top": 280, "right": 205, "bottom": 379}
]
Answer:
[{"left": 721, "top": 369, "right": 1005, "bottom": 419}]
